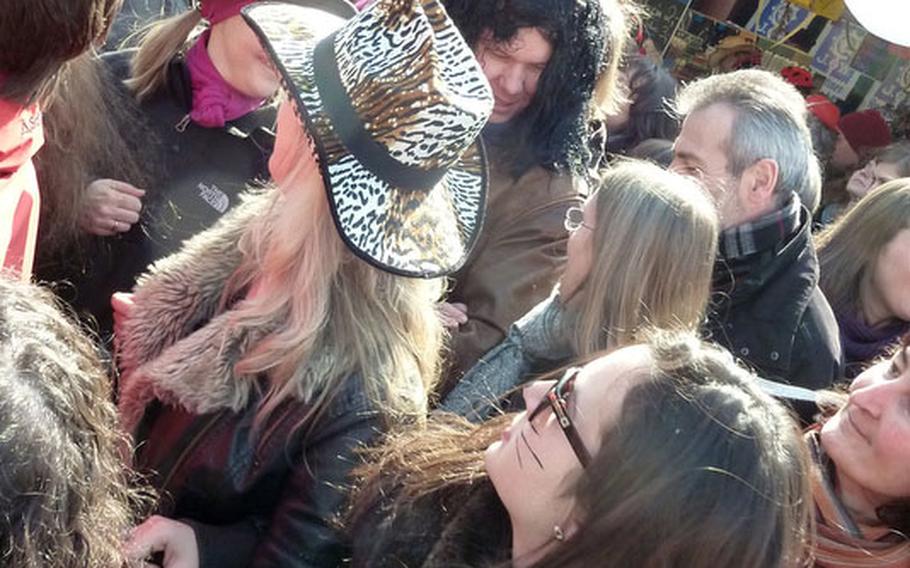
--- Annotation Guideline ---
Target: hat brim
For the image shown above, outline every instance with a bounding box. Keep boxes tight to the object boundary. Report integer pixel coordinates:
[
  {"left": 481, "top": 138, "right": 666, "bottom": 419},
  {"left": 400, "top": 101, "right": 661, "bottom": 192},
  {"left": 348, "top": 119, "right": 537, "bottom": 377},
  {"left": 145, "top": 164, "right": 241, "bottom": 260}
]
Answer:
[{"left": 243, "top": 2, "right": 488, "bottom": 278}]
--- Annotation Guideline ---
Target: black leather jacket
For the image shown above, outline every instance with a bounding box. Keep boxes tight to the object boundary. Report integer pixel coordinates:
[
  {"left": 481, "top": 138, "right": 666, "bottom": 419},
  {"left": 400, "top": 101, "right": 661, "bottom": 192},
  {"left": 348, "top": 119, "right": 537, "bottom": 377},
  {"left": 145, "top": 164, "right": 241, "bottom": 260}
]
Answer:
[{"left": 135, "top": 379, "right": 381, "bottom": 568}]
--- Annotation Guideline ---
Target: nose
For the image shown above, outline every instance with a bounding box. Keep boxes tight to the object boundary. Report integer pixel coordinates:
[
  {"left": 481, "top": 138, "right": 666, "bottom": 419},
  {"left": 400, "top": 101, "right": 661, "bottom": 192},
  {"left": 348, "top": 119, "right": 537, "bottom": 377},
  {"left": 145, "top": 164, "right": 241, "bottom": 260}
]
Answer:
[
  {"left": 848, "top": 378, "right": 892, "bottom": 420},
  {"left": 499, "top": 66, "right": 525, "bottom": 97}
]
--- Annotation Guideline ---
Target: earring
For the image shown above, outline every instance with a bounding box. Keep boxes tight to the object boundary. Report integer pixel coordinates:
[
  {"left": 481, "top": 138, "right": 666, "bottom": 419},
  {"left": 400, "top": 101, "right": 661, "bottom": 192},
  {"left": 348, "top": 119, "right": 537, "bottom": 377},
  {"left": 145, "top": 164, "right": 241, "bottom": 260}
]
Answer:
[{"left": 553, "top": 525, "right": 565, "bottom": 541}]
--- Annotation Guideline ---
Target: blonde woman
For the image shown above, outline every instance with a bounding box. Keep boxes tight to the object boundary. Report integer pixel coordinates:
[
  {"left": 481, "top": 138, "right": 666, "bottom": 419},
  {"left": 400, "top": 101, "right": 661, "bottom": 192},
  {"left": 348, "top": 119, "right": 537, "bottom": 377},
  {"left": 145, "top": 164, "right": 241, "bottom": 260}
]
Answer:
[
  {"left": 816, "top": 178, "right": 910, "bottom": 377},
  {"left": 115, "top": 2, "right": 493, "bottom": 566},
  {"left": 443, "top": 160, "right": 718, "bottom": 419}
]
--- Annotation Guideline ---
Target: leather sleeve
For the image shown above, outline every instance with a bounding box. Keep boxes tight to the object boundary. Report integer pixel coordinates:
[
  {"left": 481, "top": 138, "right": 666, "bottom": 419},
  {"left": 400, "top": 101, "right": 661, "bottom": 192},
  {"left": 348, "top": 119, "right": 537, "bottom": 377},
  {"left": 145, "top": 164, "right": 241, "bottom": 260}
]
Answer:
[
  {"left": 249, "top": 394, "right": 382, "bottom": 568},
  {"left": 184, "top": 517, "right": 264, "bottom": 568},
  {"left": 443, "top": 178, "right": 580, "bottom": 395}
]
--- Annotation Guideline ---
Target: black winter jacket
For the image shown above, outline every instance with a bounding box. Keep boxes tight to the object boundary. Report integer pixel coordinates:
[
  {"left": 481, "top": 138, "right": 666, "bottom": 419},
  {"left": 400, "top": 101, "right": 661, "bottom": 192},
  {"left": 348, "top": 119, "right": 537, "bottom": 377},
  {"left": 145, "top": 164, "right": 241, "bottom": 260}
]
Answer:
[
  {"left": 47, "top": 50, "right": 274, "bottom": 342},
  {"left": 704, "top": 209, "right": 842, "bottom": 421}
]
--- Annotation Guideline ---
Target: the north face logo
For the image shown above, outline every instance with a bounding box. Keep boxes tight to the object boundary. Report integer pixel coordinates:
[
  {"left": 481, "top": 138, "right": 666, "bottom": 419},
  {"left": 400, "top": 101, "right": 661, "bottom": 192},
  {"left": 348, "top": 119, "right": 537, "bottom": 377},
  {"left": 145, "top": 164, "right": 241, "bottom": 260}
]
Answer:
[{"left": 197, "top": 182, "right": 230, "bottom": 214}]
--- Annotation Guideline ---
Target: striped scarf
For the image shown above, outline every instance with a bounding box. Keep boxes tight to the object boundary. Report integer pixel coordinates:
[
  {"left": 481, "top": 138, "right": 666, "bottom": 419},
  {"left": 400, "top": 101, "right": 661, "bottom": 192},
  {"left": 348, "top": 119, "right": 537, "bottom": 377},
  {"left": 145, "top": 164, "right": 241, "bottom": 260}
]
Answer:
[{"left": 807, "top": 429, "right": 910, "bottom": 567}]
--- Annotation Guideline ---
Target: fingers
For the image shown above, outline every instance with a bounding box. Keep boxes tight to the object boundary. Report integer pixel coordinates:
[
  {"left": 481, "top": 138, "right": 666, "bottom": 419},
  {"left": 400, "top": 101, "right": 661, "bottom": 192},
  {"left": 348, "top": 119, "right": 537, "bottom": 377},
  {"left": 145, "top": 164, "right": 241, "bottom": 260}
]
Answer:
[
  {"left": 124, "top": 516, "right": 168, "bottom": 562},
  {"left": 124, "top": 516, "right": 199, "bottom": 568},
  {"left": 111, "top": 292, "right": 135, "bottom": 317},
  {"left": 106, "top": 179, "right": 146, "bottom": 199},
  {"left": 437, "top": 302, "right": 469, "bottom": 329},
  {"left": 81, "top": 179, "right": 145, "bottom": 236},
  {"left": 449, "top": 302, "right": 468, "bottom": 315}
]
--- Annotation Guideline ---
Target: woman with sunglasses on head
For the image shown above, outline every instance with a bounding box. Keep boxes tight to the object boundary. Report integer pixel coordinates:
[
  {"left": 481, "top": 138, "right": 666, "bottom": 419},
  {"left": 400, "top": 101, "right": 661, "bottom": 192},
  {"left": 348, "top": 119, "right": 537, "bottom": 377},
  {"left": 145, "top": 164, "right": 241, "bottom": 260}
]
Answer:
[
  {"left": 115, "top": 1, "right": 493, "bottom": 566},
  {"left": 816, "top": 179, "right": 910, "bottom": 378},
  {"left": 443, "top": 160, "right": 718, "bottom": 420},
  {"left": 349, "top": 331, "right": 812, "bottom": 567},
  {"left": 806, "top": 333, "right": 910, "bottom": 567}
]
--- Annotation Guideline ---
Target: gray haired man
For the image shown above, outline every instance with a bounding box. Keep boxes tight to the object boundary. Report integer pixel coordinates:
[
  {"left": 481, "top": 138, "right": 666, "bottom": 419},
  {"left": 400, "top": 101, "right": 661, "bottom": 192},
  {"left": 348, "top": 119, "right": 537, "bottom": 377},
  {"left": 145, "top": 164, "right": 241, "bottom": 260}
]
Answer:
[{"left": 671, "top": 69, "right": 841, "bottom": 419}]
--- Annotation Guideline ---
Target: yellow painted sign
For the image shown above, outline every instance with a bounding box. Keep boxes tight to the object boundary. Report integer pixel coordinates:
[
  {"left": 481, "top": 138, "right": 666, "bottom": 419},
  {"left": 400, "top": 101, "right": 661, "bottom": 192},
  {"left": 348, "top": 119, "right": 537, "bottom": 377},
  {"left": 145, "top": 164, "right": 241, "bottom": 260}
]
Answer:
[{"left": 787, "top": 0, "right": 845, "bottom": 20}]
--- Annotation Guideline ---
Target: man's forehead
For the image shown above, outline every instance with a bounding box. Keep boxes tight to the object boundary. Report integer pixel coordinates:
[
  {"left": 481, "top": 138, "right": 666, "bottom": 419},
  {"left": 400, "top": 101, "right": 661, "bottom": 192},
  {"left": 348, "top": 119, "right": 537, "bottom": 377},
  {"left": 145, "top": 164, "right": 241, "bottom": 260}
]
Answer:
[{"left": 676, "top": 106, "right": 733, "bottom": 162}]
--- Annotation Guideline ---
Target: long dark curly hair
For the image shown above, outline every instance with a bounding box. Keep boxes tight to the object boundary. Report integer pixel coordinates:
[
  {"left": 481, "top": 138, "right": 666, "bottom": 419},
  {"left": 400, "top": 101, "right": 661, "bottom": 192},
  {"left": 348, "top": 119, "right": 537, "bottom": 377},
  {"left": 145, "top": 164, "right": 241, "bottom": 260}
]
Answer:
[
  {"left": 0, "top": 274, "right": 151, "bottom": 567},
  {"left": 442, "top": 0, "right": 629, "bottom": 176}
]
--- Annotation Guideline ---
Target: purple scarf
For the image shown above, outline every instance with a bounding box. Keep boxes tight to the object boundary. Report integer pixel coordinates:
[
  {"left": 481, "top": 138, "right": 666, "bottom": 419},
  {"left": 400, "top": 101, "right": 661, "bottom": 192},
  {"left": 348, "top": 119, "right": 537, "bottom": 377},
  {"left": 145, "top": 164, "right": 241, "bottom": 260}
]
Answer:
[
  {"left": 836, "top": 307, "right": 909, "bottom": 376},
  {"left": 184, "top": 30, "right": 266, "bottom": 128}
]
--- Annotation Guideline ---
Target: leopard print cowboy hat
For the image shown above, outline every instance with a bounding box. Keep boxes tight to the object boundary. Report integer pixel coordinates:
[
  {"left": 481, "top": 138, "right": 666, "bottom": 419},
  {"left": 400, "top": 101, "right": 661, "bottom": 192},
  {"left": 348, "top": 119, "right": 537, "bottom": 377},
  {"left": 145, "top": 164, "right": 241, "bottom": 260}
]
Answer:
[{"left": 242, "top": 0, "right": 494, "bottom": 277}]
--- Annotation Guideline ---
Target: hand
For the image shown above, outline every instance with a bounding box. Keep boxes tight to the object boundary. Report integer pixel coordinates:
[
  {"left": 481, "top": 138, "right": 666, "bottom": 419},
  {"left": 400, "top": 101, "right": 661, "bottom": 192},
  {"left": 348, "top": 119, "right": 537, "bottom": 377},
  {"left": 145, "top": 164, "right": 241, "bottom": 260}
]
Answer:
[
  {"left": 438, "top": 302, "right": 468, "bottom": 329},
  {"left": 111, "top": 291, "right": 135, "bottom": 360},
  {"left": 80, "top": 178, "right": 145, "bottom": 236},
  {"left": 125, "top": 516, "right": 199, "bottom": 568}
]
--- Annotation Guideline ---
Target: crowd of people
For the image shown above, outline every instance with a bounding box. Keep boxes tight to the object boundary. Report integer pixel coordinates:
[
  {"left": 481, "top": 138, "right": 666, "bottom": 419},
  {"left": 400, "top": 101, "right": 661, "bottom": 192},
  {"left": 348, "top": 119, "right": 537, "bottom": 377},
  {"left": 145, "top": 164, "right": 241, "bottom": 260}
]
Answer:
[{"left": 0, "top": 0, "right": 908, "bottom": 566}]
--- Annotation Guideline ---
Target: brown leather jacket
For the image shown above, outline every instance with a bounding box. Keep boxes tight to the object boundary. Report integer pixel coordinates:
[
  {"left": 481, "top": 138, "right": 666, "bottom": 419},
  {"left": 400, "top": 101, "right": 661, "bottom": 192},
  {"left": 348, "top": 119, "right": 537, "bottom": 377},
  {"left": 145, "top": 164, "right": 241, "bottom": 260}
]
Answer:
[{"left": 440, "top": 150, "right": 581, "bottom": 396}]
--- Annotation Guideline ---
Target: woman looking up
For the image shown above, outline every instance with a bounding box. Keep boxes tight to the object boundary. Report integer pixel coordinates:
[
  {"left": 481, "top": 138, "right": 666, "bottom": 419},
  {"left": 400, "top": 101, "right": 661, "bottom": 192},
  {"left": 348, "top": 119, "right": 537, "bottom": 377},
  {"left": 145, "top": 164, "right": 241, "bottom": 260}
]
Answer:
[{"left": 351, "top": 332, "right": 812, "bottom": 567}]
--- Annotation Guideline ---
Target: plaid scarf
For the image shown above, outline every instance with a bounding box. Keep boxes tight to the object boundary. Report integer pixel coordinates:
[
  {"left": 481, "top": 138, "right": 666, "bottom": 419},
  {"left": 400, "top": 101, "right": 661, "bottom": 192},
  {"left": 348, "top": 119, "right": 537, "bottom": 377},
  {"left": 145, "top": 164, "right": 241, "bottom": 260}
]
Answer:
[
  {"left": 719, "top": 193, "right": 802, "bottom": 260},
  {"left": 807, "top": 429, "right": 910, "bottom": 567}
]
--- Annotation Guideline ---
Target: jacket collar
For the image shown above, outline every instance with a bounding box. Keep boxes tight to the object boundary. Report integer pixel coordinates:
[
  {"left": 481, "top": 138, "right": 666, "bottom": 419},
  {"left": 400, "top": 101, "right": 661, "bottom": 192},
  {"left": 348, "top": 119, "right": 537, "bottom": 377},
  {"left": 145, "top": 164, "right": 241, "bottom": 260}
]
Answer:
[
  {"left": 117, "top": 194, "right": 272, "bottom": 433},
  {"left": 165, "top": 56, "right": 276, "bottom": 140},
  {"left": 713, "top": 206, "right": 817, "bottom": 316}
]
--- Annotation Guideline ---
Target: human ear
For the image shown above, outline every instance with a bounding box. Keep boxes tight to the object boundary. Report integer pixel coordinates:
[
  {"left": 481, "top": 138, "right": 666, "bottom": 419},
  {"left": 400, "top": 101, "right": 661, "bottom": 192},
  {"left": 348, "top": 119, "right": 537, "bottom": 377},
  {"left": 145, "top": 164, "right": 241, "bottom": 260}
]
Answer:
[{"left": 739, "top": 158, "right": 779, "bottom": 210}]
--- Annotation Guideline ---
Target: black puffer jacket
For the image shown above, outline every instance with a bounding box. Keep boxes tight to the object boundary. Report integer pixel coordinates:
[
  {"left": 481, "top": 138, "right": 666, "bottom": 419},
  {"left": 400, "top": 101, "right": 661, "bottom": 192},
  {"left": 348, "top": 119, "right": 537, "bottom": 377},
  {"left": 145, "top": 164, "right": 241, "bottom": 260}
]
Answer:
[
  {"left": 117, "top": 196, "right": 387, "bottom": 567},
  {"left": 48, "top": 50, "right": 275, "bottom": 342},
  {"left": 704, "top": 209, "right": 842, "bottom": 421}
]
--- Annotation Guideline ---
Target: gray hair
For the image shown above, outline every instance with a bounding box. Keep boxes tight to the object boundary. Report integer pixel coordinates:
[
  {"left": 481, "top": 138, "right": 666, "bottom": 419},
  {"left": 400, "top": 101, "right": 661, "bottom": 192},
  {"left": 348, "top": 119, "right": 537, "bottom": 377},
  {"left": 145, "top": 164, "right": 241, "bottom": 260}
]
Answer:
[{"left": 675, "top": 70, "right": 821, "bottom": 211}]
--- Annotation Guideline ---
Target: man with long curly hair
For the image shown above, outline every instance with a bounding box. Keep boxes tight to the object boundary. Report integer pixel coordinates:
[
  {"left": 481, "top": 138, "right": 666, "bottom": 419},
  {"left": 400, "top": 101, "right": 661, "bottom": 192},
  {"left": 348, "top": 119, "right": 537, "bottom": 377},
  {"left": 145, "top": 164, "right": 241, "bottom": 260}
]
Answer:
[{"left": 437, "top": 0, "right": 629, "bottom": 395}]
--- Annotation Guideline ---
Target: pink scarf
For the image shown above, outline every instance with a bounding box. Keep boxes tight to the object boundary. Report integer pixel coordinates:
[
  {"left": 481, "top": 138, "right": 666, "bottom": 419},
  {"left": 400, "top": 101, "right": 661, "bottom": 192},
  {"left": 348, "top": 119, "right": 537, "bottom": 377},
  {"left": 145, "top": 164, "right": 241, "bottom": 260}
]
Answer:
[{"left": 184, "top": 30, "right": 266, "bottom": 128}]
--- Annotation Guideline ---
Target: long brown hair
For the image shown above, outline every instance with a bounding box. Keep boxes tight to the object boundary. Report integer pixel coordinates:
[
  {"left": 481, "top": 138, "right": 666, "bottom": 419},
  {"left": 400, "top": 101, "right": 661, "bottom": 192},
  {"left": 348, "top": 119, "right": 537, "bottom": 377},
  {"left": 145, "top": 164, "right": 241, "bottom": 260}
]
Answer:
[
  {"left": 816, "top": 177, "right": 910, "bottom": 318},
  {"left": 0, "top": 0, "right": 121, "bottom": 103},
  {"left": 34, "top": 52, "right": 156, "bottom": 260},
  {"left": 0, "top": 274, "right": 150, "bottom": 567},
  {"left": 570, "top": 160, "right": 718, "bottom": 356},
  {"left": 350, "top": 331, "right": 812, "bottom": 567}
]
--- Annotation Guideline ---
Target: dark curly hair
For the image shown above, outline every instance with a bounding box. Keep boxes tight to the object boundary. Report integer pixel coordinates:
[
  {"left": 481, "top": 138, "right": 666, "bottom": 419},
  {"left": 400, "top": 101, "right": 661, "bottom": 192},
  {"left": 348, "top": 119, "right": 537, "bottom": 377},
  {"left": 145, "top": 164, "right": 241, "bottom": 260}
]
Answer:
[
  {"left": 0, "top": 274, "right": 149, "bottom": 567},
  {"left": 442, "top": 0, "right": 628, "bottom": 176}
]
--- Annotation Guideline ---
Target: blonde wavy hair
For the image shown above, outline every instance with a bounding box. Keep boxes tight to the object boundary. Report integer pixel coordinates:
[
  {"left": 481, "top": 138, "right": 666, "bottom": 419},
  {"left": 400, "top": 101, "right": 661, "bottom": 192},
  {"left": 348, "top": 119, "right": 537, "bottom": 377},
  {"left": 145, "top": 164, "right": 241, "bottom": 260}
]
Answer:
[
  {"left": 571, "top": 160, "right": 719, "bottom": 356},
  {"left": 222, "top": 110, "right": 445, "bottom": 428}
]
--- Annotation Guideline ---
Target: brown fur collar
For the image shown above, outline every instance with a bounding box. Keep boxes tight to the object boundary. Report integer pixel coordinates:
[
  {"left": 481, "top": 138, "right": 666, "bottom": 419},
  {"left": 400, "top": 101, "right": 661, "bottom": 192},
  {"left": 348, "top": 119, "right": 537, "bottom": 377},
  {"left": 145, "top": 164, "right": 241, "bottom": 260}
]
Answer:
[{"left": 117, "top": 192, "right": 272, "bottom": 433}]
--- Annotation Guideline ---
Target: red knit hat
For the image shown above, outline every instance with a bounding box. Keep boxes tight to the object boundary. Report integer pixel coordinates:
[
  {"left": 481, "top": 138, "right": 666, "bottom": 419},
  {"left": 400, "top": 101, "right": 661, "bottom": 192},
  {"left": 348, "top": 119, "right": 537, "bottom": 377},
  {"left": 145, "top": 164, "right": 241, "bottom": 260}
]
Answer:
[
  {"left": 781, "top": 66, "right": 813, "bottom": 89},
  {"left": 806, "top": 94, "right": 840, "bottom": 132},
  {"left": 838, "top": 109, "right": 892, "bottom": 153}
]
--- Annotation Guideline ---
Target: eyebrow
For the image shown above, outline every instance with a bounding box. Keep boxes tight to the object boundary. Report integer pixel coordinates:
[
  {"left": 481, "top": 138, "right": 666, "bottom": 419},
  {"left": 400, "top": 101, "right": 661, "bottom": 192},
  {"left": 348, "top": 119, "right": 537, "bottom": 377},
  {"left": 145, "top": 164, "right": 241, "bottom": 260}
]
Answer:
[{"left": 672, "top": 148, "right": 702, "bottom": 165}]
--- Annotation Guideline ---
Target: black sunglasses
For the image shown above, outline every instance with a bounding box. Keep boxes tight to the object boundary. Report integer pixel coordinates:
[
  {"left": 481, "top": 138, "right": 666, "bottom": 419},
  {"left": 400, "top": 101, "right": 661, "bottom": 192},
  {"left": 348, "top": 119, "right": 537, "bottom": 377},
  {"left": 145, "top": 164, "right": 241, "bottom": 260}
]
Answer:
[{"left": 527, "top": 367, "right": 592, "bottom": 468}]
